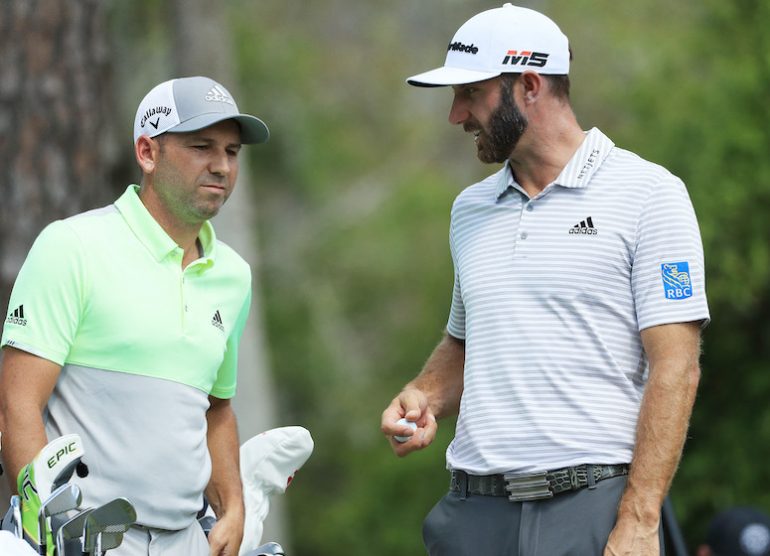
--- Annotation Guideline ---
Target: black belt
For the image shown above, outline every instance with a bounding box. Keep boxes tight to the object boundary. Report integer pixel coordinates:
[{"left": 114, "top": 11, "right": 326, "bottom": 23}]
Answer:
[{"left": 450, "top": 464, "right": 629, "bottom": 502}]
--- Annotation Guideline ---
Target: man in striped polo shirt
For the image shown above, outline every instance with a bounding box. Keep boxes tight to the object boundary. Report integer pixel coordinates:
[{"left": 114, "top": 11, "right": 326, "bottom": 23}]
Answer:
[
  {"left": 382, "top": 4, "right": 709, "bottom": 555},
  {"left": 1, "top": 77, "right": 269, "bottom": 555}
]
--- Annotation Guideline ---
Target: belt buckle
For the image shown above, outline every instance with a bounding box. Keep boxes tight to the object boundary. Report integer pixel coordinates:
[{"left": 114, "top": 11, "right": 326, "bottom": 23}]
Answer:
[{"left": 502, "top": 471, "right": 553, "bottom": 502}]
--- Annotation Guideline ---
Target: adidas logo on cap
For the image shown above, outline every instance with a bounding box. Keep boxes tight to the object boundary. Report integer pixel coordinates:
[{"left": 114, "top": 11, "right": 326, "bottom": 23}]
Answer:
[{"left": 205, "top": 85, "right": 234, "bottom": 105}]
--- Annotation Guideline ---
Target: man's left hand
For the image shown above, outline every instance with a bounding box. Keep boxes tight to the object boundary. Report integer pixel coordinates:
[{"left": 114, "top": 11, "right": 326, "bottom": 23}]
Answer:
[
  {"left": 207, "top": 511, "right": 244, "bottom": 556},
  {"left": 603, "top": 518, "right": 660, "bottom": 556}
]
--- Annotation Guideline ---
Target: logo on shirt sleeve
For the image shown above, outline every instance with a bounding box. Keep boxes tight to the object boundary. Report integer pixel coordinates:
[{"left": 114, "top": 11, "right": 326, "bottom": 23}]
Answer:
[
  {"left": 661, "top": 262, "right": 693, "bottom": 300},
  {"left": 5, "top": 304, "right": 27, "bottom": 326}
]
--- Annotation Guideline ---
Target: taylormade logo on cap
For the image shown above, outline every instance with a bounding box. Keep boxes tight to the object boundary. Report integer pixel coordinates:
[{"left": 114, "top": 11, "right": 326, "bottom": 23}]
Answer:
[
  {"left": 407, "top": 3, "right": 570, "bottom": 87},
  {"left": 133, "top": 76, "right": 269, "bottom": 144},
  {"left": 448, "top": 42, "right": 479, "bottom": 54}
]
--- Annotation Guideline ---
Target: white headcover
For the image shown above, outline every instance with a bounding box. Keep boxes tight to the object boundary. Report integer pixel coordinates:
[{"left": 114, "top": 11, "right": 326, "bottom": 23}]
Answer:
[
  {"left": 24, "top": 434, "right": 84, "bottom": 501},
  {"left": 237, "top": 427, "right": 314, "bottom": 555}
]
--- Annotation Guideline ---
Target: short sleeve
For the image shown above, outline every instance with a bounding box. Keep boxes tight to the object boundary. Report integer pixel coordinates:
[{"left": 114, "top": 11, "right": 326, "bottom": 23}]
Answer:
[
  {"left": 1, "top": 221, "right": 88, "bottom": 365},
  {"left": 631, "top": 176, "right": 710, "bottom": 330},
  {"left": 446, "top": 216, "right": 466, "bottom": 340}
]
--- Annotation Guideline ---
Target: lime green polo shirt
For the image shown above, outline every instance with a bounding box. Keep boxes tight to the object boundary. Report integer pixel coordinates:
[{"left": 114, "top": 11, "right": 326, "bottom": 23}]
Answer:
[
  {"left": 1, "top": 185, "right": 252, "bottom": 528},
  {"left": 2, "top": 184, "right": 251, "bottom": 398}
]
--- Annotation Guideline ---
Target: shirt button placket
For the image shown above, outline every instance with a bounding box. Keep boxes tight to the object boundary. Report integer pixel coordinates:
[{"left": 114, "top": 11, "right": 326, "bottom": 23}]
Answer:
[{"left": 519, "top": 202, "right": 533, "bottom": 242}]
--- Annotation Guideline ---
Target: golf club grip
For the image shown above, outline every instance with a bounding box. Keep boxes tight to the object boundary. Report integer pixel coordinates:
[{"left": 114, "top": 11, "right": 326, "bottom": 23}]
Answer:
[{"left": 662, "top": 497, "right": 688, "bottom": 556}]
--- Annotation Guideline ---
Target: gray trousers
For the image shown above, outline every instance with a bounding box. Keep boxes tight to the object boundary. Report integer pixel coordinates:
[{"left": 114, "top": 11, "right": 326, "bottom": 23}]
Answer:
[
  {"left": 423, "top": 475, "right": 665, "bottom": 556},
  {"left": 105, "top": 520, "right": 209, "bottom": 556}
]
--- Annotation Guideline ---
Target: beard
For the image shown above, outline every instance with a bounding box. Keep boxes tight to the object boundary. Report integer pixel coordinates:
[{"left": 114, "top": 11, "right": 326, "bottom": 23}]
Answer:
[{"left": 475, "top": 83, "right": 528, "bottom": 164}]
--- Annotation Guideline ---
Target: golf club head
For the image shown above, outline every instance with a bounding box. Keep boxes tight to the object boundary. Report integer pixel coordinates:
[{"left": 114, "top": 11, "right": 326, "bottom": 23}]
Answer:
[
  {"left": 96, "top": 530, "right": 125, "bottom": 551},
  {"left": 1, "top": 495, "right": 22, "bottom": 538},
  {"left": 245, "top": 541, "right": 286, "bottom": 556},
  {"left": 82, "top": 498, "right": 136, "bottom": 553},
  {"left": 38, "top": 483, "right": 83, "bottom": 553},
  {"left": 1, "top": 498, "right": 14, "bottom": 532},
  {"left": 12, "top": 496, "right": 22, "bottom": 539},
  {"left": 43, "top": 484, "right": 82, "bottom": 518},
  {"left": 56, "top": 507, "right": 93, "bottom": 556},
  {"left": 198, "top": 515, "right": 217, "bottom": 537}
]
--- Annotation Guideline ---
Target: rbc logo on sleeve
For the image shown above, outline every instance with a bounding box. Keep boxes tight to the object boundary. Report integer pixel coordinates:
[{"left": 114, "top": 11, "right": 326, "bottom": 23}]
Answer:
[{"left": 661, "top": 262, "right": 693, "bottom": 300}]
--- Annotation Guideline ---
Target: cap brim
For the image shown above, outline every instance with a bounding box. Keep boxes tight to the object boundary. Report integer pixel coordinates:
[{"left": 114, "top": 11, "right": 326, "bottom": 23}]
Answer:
[
  {"left": 406, "top": 66, "right": 502, "bottom": 87},
  {"left": 169, "top": 113, "right": 270, "bottom": 144}
]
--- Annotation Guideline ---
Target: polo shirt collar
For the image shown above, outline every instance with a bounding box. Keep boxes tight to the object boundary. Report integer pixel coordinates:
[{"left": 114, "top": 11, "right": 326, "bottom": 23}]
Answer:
[
  {"left": 494, "top": 127, "right": 615, "bottom": 199},
  {"left": 553, "top": 127, "right": 614, "bottom": 189},
  {"left": 494, "top": 163, "right": 517, "bottom": 200},
  {"left": 115, "top": 185, "right": 218, "bottom": 263}
]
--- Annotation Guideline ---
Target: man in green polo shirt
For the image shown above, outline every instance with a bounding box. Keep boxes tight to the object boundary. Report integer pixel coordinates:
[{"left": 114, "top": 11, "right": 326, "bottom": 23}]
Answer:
[{"left": 0, "top": 76, "right": 269, "bottom": 555}]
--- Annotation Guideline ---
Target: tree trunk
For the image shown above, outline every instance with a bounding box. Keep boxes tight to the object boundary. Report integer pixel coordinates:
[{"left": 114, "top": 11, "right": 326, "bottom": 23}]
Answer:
[
  {"left": 0, "top": 0, "right": 119, "bottom": 313},
  {"left": 0, "top": 0, "right": 119, "bottom": 505}
]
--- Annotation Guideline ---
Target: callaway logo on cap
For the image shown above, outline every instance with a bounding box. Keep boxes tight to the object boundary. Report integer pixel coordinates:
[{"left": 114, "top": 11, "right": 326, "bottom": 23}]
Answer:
[
  {"left": 133, "top": 76, "right": 269, "bottom": 144},
  {"left": 407, "top": 3, "right": 570, "bottom": 87}
]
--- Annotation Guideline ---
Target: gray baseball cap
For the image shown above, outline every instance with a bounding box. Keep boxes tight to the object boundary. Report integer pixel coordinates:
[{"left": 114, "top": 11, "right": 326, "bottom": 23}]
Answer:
[{"left": 133, "top": 76, "right": 269, "bottom": 144}]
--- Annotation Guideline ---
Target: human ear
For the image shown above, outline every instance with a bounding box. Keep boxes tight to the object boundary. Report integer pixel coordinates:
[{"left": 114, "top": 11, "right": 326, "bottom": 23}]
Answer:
[
  {"left": 520, "top": 71, "right": 543, "bottom": 104},
  {"left": 135, "top": 136, "right": 158, "bottom": 173}
]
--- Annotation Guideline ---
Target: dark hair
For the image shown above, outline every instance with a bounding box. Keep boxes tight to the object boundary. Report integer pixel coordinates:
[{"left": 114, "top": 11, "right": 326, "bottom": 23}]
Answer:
[
  {"left": 544, "top": 75, "right": 570, "bottom": 100},
  {"left": 499, "top": 73, "right": 570, "bottom": 101},
  {"left": 547, "top": 45, "right": 573, "bottom": 100}
]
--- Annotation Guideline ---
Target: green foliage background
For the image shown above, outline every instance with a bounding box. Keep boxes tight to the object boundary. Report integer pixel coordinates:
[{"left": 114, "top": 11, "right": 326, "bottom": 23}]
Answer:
[{"left": 111, "top": 1, "right": 770, "bottom": 553}]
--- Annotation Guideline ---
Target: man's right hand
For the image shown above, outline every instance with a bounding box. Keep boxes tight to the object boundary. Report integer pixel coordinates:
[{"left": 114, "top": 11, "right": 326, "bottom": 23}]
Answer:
[{"left": 380, "top": 389, "right": 438, "bottom": 456}]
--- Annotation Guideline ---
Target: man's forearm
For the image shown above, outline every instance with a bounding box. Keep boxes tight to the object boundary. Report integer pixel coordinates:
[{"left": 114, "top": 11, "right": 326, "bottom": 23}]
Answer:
[
  {"left": 406, "top": 333, "right": 465, "bottom": 420},
  {"left": 0, "top": 405, "right": 48, "bottom": 493},
  {"left": 0, "top": 348, "right": 60, "bottom": 492},
  {"left": 617, "top": 324, "right": 701, "bottom": 525},
  {"left": 205, "top": 399, "right": 244, "bottom": 518}
]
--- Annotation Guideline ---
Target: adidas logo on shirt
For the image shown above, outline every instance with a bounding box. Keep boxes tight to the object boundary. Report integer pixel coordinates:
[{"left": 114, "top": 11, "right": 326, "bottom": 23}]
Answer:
[
  {"left": 569, "top": 216, "right": 598, "bottom": 235},
  {"left": 211, "top": 310, "right": 225, "bottom": 331},
  {"left": 204, "top": 85, "right": 234, "bottom": 105},
  {"left": 6, "top": 304, "right": 27, "bottom": 326}
]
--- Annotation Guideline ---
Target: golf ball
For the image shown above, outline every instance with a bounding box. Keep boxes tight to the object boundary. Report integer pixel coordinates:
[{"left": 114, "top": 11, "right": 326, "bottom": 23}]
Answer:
[{"left": 394, "top": 418, "right": 417, "bottom": 443}]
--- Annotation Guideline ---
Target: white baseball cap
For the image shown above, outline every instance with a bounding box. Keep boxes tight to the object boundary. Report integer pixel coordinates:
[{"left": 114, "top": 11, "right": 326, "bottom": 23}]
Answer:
[
  {"left": 407, "top": 3, "right": 570, "bottom": 87},
  {"left": 133, "top": 76, "right": 269, "bottom": 144}
]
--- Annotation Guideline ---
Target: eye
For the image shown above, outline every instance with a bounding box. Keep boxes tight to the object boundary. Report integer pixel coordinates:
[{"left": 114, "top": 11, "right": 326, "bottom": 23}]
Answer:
[{"left": 453, "top": 85, "right": 477, "bottom": 99}]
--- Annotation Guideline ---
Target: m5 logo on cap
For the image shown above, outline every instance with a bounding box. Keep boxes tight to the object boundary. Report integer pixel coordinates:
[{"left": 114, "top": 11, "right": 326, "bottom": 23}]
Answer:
[{"left": 502, "top": 50, "right": 549, "bottom": 68}]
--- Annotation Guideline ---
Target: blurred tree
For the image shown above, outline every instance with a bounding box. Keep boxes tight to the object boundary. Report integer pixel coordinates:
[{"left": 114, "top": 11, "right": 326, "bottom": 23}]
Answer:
[
  {"left": 167, "top": 0, "right": 286, "bottom": 545},
  {"left": 0, "top": 0, "right": 120, "bottom": 313},
  {"left": 617, "top": 0, "right": 770, "bottom": 547},
  {"left": 0, "top": 0, "right": 121, "bottom": 508}
]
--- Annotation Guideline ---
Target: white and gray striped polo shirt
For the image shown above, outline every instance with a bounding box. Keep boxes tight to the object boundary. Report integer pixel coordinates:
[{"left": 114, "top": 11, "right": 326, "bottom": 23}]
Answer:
[{"left": 445, "top": 127, "right": 709, "bottom": 475}]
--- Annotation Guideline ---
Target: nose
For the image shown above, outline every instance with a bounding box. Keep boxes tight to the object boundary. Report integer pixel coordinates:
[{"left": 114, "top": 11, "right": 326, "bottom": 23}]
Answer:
[
  {"left": 448, "top": 94, "right": 470, "bottom": 126},
  {"left": 209, "top": 149, "right": 233, "bottom": 177}
]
